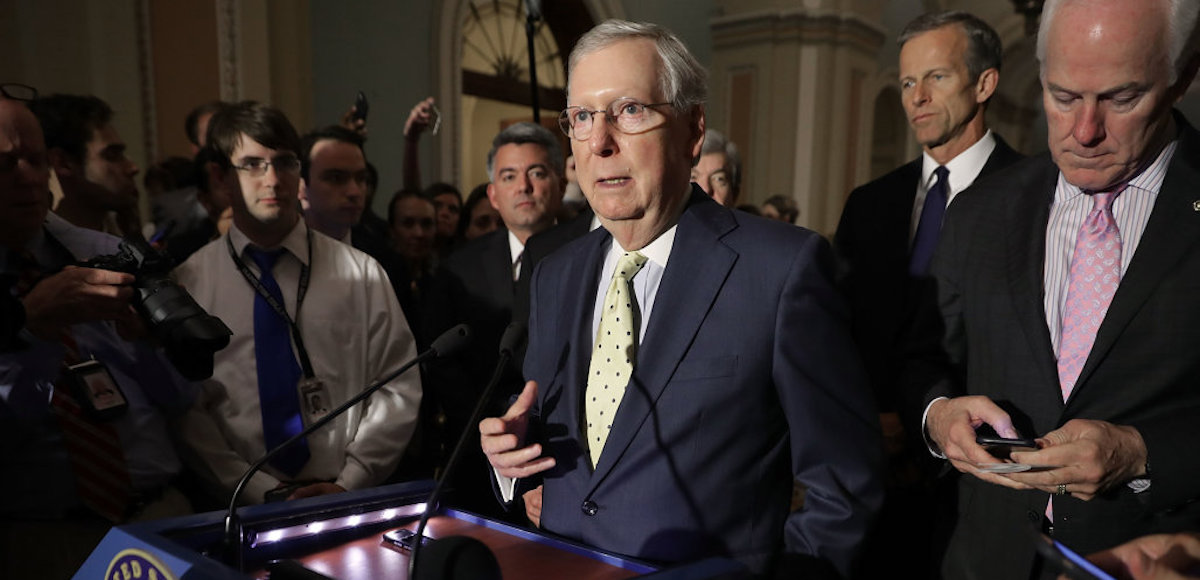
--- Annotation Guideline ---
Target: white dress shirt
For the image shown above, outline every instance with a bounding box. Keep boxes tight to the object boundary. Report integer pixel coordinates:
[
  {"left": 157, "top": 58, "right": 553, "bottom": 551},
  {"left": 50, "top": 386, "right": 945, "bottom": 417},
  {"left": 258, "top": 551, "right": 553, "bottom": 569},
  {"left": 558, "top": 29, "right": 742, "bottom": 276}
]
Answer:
[
  {"left": 507, "top": 229, "right": 526, "bottom": 280},
  {"left": 174, "top": 219, "right": 421, "bottom": 504},
  {"left": 910, "top": 130, "right": 998, "bottom": 242}
]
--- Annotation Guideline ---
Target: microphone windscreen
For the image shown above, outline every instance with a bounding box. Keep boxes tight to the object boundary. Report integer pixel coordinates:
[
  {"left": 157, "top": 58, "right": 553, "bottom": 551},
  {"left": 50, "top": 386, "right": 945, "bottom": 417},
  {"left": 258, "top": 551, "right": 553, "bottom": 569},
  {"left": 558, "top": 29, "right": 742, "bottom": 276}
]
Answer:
[
  {"left": 413, "top": 536, "right": 501, "bottom": 580},
  {"left": 430, "top": 324, "right": 472, "bottom": 358},
  {"left": 498, "top": 321, "right": 527, "bottom": 357}
]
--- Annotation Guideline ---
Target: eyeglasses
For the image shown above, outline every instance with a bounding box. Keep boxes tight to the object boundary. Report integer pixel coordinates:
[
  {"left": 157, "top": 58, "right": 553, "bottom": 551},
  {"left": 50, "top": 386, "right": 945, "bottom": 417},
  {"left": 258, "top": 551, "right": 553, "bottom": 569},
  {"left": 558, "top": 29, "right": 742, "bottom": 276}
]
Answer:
[
  {"left": 0, "top": 83, "right": 37, "bottom": 102},
  {"left": 558, "top": 98, "right": 672, "bottom": 140},
  {"left": 232, "top": 156, "right": 302, "bottom": 177}
]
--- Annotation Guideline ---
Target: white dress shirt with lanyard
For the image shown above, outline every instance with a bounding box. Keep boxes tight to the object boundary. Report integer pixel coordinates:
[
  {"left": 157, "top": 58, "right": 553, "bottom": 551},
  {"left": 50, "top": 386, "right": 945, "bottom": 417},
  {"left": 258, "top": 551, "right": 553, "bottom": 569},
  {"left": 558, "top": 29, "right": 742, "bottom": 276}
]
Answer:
[{"left": 175, "top": 219, "right": 421, "bottom": 503}]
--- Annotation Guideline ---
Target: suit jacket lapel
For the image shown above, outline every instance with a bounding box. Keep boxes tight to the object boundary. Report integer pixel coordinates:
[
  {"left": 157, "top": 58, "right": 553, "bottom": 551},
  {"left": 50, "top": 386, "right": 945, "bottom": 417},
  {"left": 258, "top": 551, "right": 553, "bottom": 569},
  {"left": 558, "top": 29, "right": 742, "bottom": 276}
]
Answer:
[
  {"left": 541, "top": 228, "right": 609, "bottom": 460},
  {"left": 589, "top": 188, "right": 738, "bottom": 488},
  {"left": 1003, "top": 156, "right": 1063, "bottom": 405},
  {"left": 1070, "top": 122, "right": 1200, "bottom": 402}
]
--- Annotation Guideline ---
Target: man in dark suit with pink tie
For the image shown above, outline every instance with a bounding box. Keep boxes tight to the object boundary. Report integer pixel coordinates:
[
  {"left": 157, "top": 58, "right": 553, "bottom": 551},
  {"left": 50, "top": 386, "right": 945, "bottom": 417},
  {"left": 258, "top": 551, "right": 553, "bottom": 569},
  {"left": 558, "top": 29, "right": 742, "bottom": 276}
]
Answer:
[{"left": 909, "top": 1, "right": 1200, "bottom": 578}]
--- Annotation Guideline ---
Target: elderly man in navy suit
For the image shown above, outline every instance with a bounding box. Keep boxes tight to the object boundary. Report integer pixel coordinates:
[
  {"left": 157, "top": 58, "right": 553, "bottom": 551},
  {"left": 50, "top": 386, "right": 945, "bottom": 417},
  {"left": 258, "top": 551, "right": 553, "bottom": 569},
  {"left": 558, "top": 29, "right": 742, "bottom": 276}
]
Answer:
[{"left": 480, "top": 19, "right": 883, "bottom": 578}]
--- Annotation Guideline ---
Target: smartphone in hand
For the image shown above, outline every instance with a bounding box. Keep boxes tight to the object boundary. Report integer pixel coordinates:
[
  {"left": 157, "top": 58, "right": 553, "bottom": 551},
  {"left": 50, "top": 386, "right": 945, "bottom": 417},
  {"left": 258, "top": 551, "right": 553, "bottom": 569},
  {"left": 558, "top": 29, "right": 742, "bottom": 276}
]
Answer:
[
  {"left": 976, "top": 435, "right": 1039, "bottom": 458},
  {"left": 352, "top": 91, "right": 369, "bottom": 122}
]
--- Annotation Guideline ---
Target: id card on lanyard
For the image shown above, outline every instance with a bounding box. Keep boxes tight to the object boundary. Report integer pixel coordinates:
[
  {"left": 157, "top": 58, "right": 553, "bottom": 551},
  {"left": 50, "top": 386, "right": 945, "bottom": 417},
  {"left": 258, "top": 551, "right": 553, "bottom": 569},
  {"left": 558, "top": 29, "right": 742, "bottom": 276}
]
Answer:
[{"left": 226, "top": 231, "right": 332, "bottom": 423}]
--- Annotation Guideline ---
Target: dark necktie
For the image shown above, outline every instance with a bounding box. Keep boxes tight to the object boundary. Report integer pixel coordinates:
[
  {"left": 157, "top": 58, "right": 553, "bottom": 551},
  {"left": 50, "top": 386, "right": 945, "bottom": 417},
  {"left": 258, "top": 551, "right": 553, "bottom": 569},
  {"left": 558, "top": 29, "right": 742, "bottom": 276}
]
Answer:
[
  {"left": 909, "top": 165, "right": 950, "bottom": 275},
  {"left": 14, "top": 250, "right": 134, "bottom": 521},
  {"left": 246, "top": 247, "right": 309, "bottom": 476}
]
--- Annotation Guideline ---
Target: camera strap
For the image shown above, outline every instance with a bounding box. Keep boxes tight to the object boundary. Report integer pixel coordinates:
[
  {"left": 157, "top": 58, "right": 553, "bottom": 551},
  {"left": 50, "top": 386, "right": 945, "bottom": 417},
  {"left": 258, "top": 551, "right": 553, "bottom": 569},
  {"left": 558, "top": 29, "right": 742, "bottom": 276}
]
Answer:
[{"left": 226, "top": 230, "right": 316, "bottom": 378}]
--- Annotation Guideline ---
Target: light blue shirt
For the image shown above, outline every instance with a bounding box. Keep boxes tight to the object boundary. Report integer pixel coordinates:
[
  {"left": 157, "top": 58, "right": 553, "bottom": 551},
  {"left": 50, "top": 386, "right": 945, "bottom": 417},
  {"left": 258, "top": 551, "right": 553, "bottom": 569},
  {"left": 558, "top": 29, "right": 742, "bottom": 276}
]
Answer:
[{"left": 0, "top": 213, "right": 196, "bottom": 517}]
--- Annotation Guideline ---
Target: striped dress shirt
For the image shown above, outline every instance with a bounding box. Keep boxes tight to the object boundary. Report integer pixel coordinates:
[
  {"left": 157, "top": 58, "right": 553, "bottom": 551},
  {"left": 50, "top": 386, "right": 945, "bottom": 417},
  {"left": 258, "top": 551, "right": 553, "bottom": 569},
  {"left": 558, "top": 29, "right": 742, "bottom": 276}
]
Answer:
[{"left": 1043, "top": 140, "right": 1179, "bottom": 355}]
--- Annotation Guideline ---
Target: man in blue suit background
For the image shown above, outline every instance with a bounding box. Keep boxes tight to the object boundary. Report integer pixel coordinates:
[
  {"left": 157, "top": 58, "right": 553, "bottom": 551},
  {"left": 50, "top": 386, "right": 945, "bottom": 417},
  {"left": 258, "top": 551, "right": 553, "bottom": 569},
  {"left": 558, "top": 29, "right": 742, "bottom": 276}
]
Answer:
[{"left": 480, "top": 19, "right": 883, "bottom": 578}]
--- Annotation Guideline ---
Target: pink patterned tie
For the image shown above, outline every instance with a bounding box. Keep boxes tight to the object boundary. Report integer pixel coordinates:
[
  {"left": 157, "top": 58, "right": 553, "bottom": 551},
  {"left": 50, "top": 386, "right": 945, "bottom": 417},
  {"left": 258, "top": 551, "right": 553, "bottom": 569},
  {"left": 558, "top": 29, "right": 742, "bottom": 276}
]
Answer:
[{"left": 1057, "top": 189, "right": 1123, "bottom": 401}]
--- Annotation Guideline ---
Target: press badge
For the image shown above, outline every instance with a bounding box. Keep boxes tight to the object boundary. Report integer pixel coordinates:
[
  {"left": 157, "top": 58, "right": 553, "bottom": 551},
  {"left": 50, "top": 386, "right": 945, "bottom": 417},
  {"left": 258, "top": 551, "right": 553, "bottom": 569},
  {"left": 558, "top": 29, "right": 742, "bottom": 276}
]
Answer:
[
  {"left": 66, "top": 358, "right": 128, "bottom": 420},
  {"left": 299, "top": 377, "right": 331, "bottom": 422}
]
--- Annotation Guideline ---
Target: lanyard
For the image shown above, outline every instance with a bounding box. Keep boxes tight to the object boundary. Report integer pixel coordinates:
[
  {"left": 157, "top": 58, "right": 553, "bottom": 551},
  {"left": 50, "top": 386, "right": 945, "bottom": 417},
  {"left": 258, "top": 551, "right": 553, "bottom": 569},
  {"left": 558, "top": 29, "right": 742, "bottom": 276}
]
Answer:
[{"left": 226, "top": 230, "right": 316, "bottom": 378}]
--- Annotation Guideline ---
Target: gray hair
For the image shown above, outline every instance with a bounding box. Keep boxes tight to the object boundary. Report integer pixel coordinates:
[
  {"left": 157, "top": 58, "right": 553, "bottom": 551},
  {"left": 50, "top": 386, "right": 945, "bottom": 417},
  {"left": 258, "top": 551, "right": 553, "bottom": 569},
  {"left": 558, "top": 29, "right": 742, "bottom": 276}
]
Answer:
[
  {"left": 485, "top": 122, "right": 565, "bottom": 181},
  {"left": 699, "top": 129, "right": 741, "bottom": 190},
  {"left": 567, "top": 19, "right": 708, "bottom": 113},
  {"left": 898, "top": 11, "right": 1003, "bottom": 84},
  {"left": 1037, "top": 0, "right": 1200, "bottom": 85}
]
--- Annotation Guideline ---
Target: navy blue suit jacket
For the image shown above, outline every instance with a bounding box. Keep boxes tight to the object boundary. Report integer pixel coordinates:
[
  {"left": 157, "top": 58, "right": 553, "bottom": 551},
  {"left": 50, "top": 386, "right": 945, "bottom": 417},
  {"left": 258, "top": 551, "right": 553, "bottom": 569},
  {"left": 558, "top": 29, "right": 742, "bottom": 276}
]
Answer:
[{"left": 523, "top": 187, "right": 883, "bottom": 576}]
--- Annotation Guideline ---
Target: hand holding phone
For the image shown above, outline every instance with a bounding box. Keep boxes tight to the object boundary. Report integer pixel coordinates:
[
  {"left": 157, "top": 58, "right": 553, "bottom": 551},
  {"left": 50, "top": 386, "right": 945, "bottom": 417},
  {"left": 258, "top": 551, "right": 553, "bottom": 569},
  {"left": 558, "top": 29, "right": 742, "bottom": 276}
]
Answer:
[{"left": 976, "top": 435, "right": 1039, "bottom": 458}]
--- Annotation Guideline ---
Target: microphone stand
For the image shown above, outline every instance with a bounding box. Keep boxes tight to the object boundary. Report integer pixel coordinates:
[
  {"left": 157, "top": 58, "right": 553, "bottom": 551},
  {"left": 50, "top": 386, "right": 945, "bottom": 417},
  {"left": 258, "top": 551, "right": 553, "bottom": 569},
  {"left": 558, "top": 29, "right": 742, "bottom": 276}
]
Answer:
[
  {"left": 524, "top": 0, "right": 541, "bottom": 123},
  {"left": 223, "top": 324, "right": 471, "bottom": 570},
  {"left": 408, "top": 322, "right": 525, "bottom": 580}
]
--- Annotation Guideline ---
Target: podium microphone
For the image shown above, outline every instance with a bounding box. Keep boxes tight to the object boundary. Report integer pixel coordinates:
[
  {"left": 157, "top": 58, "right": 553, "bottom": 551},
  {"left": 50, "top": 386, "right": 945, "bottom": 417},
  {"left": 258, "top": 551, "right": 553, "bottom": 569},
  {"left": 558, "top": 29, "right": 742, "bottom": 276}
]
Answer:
[
  {"left": 408, "top": 321, "right": 526, "bottom": 580},
  {"left": 222, "top": 324, "right": 473, "bottom": 570}
]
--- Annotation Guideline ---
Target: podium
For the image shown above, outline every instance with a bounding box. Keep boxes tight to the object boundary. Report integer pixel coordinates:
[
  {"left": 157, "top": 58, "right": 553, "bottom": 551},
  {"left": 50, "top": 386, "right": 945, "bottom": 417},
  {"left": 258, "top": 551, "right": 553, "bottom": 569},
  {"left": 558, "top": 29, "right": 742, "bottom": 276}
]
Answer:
[{"left": 74, "top": 480, "right": 744, "bottom": 579}]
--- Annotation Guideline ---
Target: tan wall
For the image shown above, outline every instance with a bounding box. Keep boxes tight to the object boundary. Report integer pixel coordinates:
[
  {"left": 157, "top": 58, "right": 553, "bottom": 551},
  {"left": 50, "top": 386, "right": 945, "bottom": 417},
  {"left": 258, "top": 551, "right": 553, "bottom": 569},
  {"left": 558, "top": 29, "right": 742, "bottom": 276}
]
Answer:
[
  {"left": 710, "top": 2, "right": 886, "bottom": 235},
  {"left": 150, "top": 0, "right": 221, "bottom": 160}
]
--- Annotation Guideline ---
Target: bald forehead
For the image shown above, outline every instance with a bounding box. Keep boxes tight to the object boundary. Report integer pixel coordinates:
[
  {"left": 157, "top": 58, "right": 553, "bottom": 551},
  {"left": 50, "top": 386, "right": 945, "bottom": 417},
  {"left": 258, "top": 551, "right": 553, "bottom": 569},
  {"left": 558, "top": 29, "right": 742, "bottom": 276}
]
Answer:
[
  {"left": 0, "top": 100, "right": 45, "bottom": 152},
  {"left": 1047, "top": 0, "right": 1169, "bottom": 51}
]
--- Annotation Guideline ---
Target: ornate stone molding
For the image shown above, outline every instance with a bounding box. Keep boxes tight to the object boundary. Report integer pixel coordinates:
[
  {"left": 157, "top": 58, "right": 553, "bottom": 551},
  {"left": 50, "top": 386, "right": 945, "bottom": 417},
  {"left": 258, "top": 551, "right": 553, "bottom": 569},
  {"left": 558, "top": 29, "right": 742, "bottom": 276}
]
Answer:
[
  {"left": 711, "top": 9, "right": 886, "bottom": 56},
  {"left": 216, "top": 0, "right": 240, "bottom": 101}
]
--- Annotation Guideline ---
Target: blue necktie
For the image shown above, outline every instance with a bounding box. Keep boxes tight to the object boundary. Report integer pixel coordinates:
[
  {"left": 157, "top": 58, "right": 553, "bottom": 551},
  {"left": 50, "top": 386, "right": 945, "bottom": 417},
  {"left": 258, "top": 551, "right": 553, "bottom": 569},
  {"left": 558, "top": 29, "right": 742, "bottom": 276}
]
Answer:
[
  {"left": 909, "top": 165, "right": 950, "bottom": 276},
  {"left": 246, "top": 247, "right": 310, "bottom": 476}
]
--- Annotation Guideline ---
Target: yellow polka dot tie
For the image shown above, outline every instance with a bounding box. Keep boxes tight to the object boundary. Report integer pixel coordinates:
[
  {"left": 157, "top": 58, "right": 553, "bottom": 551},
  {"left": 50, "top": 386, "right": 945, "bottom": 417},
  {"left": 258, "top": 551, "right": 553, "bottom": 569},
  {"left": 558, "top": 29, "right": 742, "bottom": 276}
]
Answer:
[{"left": 585, "top": 251, "right": 648, "bottom": 468}]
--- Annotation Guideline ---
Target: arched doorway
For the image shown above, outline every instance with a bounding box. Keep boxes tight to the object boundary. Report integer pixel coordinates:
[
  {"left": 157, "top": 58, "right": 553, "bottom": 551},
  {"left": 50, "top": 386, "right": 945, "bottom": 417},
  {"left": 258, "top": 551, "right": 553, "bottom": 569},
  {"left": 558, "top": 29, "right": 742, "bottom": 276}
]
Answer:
[{"left": 435, "top": 0, "right": 612, "bottom": 187}]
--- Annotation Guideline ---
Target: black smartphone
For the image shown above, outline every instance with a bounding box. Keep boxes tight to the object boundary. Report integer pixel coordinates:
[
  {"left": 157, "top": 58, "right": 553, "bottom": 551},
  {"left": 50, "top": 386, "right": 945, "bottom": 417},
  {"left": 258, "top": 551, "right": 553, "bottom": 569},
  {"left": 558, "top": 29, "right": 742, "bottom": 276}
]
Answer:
[
  {"left": 977, "top": 435, "right": 1038, "bottom": 458},
  {"left": 382, "top": 528, "right": 430, "bottom": 551},
  {"left": 352, "top": 91, "right": 369, "bottom": 122},
  {"left": 1032, "top": 531, "right": 1117, "bottom": 580}
]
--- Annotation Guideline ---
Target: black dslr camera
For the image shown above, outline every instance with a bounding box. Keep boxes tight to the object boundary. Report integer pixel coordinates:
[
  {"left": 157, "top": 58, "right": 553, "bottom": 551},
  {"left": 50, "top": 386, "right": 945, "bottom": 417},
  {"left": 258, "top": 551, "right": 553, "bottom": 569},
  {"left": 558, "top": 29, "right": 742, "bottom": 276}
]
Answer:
[{"left": 83, "top": 238, "right": 231, "bottom": 380}]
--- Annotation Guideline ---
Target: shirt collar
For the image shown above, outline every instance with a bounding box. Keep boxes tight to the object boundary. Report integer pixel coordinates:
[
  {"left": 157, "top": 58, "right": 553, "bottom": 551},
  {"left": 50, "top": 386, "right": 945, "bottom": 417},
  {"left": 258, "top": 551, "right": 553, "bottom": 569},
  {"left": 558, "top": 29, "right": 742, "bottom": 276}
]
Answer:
[
  {"left": 608, "top": 223, "right": 676, "bottom": 271},
  {"left": 228, "top": 217, "right": 311, "bottom": 266},
  {"left": 1055, "top": 138, "right": 1179, "bottom": 203},
  {"left": 921, "top": 130, "right": 996, "bottom": 193},
  {"left": 506, "top": 229, "right": 524, "bottom": 266}
]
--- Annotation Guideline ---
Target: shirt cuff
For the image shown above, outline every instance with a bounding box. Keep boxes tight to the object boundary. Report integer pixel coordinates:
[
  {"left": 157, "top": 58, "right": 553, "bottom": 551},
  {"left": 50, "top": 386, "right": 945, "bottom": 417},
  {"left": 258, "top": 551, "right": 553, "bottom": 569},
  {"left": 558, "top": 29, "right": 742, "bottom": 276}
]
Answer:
[
  {"left": 922, "top": 396, "right": 949, "bottom": 459},
  {"left": 494, "top": 468, "right": 518, "bottom": 503}
]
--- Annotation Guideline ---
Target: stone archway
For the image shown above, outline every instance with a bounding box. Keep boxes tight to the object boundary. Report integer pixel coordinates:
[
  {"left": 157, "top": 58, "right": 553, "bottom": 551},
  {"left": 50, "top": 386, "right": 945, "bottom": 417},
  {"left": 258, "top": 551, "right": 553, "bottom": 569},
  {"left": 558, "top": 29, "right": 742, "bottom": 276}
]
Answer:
[{"left": 432, "top": 0, "right": 623, "bottom": 186}]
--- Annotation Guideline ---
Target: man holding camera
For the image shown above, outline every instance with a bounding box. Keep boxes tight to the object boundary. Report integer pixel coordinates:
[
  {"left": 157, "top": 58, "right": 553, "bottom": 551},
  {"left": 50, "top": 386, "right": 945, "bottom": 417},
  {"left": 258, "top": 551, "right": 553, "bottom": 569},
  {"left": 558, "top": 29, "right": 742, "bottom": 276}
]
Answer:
[
  {"left": 174, "top": 101, "right": 421, "bottom": 506},
  {"left": 0, "top": 99, "right": 197, "bottom": 578}
]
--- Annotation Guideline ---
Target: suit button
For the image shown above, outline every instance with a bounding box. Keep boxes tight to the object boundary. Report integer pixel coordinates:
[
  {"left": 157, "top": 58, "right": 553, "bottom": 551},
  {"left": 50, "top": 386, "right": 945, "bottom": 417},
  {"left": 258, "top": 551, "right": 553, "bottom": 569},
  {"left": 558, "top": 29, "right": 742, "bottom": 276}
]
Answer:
[{"left": 581, "top": 500, "right": 598, "bottom": 516}]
